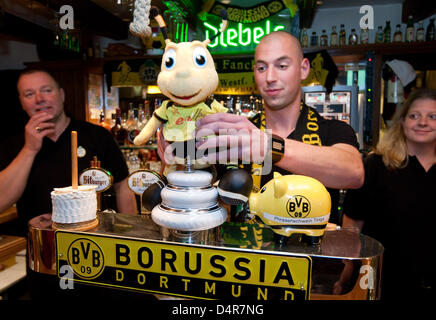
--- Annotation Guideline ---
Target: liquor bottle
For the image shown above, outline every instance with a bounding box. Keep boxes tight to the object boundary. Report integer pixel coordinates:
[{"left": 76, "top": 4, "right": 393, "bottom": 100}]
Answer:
[
  {"left": 94, "top": 42, "right": 101, "bottom": 58},
  {"left": 301, "top": 28, "right": 309, "bottom": 47},
  {"left": 111, "top": 108, "right": 127, "bottom": 146},
  {"left": 71, "top": 35, "right": 79, "bottom": 52},
  {"left": 110, "top": 112, "right": 116, "bottom": 128},
  {"left": 65, "top": 32, "right": 70, "bottom": 50},
  {"left": 405, "top": 15, "right": 414, "bottom": 42},
  {"left": 248, "top": 95, "right": 257, "bottom": 117},
  {"left": 76, "top": 35, "right": 81, "bottom": 52},
  {"left": 235, "top": 96, "right": 242, "bottom": 115},
  {"left": 144, "top": 100, "right": 151, "bottom": 121},
  {"left": 241, "top": 100, "right": 251, "bottom": 118},
  {"left": 375, "top": 26, "right": 384, "bottom": 43},
  {"left": 121, "top": 112, "right": 128, "bottom": 129},
  {"left": 137, "top": 103, "right": 146, "bottom": 130},
  {"left": 310, "top": 31, "right": 318, "bottom": 47},
  {"left": 154, "top": 98, "right": 162, "bottom": 113},
  {"left": 383, "top": 21, "right": 391, "bottom": 43},
  {"left": 125, "top": 103, "right": 136, "bottom": 130},
  {"left": 339, "top": 24, "right": 346, "bottom": 46},
  {"left": 416, "top": 21, "right": 425, "bottom": 41},
  {"left": 99, "top": 111, "right": 111, "bottom": 131},
  {"left": 226, "top": 95, "right": 234, "bottom": 114},
  {"left": 59, "top": 31, "right": 66, "bottom": 49},
  {"left": 360, "top": 28, "right": 369, "bottom": 44},
  {"left": 393, "top": 24, "right": 403, "bottom": 42},
  {"left": 426, "top": 18, "right": 435, "bottom": 41},
  {"left": 126, "top": 105, "right": 139, "bottom": 145},
  {"left": 320, "top": 29, "right": 328, "bottom": 46},
  {"left": 54, "top": 33, "right": 60, "bottom": 47},
  {"left": 330, "top": 26, "right": 338, "bottom": 46},
  {"left": 349, "top": 28, "right": 358, "bottom": 45},
  {"left": 87, "top": 40, "right": 94, "bottom": 59}
]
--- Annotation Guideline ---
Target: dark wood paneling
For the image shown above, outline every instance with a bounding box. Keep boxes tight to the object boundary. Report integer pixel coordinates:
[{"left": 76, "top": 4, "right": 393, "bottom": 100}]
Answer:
[{"left": 32, "top": 0, "right": 129, "bottom": 40}]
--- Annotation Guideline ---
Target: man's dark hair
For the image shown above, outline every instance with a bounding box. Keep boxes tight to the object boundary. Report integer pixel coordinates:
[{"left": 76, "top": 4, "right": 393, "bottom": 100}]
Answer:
[{"left": 17, "top": 68, "right": 61, "bottom": 89}]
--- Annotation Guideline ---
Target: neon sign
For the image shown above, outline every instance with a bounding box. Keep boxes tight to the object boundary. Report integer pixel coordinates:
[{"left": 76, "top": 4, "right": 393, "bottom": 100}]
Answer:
[
  {"left": 174, "top": 22, "right": 188, "bottom": 43},
  {"left": 204, "top": 19, "right": 285, "bottom": 49}
]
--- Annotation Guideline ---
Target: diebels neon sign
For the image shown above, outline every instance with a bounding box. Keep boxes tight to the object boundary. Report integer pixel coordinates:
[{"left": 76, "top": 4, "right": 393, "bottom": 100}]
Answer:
[{"left": 204, "top": 19, "right": 285, "bottom": 49}]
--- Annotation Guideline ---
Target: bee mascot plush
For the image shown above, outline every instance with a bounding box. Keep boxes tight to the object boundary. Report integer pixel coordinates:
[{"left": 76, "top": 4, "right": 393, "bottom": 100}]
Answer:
[
  {"left": 129, "top": 1, "right": 253, "bottom": 212},
  {"left": 131, "top": 4, "right": 226, "bottom": 164}
]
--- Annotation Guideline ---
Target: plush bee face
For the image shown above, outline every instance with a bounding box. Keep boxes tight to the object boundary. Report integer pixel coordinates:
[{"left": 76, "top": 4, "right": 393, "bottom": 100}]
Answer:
[{"left": 157, "top": 40, "right": 219, "bottom": 106}]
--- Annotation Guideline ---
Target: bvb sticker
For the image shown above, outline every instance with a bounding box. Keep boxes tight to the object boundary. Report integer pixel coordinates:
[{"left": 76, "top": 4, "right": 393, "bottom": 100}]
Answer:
[
  {"left": 67, "top": 238, "right": 105, "bottom": 279},
  {"left": 286, "top": 195, "right": 311, "bottom": 218}
]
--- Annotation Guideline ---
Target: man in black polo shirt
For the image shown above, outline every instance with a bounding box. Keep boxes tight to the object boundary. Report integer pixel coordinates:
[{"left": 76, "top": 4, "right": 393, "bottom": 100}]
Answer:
[
  {"left": 0, "top": 69, "right": 137, "bottom": 236},
  {"left": 194, "top": 31, "right": 364, "bottom": 225}
]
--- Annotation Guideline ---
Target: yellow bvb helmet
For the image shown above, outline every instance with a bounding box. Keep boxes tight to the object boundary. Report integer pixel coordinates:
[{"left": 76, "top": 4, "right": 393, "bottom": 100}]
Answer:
[{"left": 249, "top": 173, "right": 331, "bottom": 241}]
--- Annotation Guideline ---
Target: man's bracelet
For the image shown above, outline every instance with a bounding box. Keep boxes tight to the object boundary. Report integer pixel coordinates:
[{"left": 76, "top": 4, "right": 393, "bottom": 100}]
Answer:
[{"left": 269, "top": 134, "right": 285, "bottom": 164}]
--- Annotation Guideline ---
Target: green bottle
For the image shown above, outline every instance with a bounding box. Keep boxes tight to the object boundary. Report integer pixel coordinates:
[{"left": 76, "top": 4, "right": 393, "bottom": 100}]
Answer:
[
  {"left": 405, "top": 15, "right": 414, "bottom": 42},
  {"left": 426, "top": 18, "right": 435, "bottom": 41},
  {"left": 384, "top": 21, "right": 391, "bottom": 43}
]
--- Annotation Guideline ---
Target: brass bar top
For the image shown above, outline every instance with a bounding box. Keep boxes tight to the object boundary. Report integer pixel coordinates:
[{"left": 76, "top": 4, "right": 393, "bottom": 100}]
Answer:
[{"left": 28, "top": 212, "right": 384, "bottom": 300}]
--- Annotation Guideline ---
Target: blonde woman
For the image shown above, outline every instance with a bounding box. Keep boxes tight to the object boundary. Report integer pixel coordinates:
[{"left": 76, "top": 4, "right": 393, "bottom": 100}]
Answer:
[{"left": 343, "top": 88, "right": 436, "bottom": 300}]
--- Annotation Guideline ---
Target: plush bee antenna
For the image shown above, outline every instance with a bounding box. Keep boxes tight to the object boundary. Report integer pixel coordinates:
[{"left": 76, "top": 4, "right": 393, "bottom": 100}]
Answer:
[
  {"left": 218, "top": 8, "right": 229, "bottom": 31},
  {"left": 150, "top": 6, "right": 171, "bottom": 44},
  {"left": 205, "top": 9, "right": 228, "bottom": 44}
]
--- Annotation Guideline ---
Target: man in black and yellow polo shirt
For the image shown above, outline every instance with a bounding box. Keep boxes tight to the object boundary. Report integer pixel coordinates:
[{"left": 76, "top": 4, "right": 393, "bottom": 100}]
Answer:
[{"left": 195, "top": 31, "right": 364, "bottom": 226}]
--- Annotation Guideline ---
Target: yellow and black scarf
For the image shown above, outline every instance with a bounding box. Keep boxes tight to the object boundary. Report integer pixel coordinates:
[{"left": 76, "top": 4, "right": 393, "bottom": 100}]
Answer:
[{"left": 250, "top": 102, "right": 324, "bottom": 190}]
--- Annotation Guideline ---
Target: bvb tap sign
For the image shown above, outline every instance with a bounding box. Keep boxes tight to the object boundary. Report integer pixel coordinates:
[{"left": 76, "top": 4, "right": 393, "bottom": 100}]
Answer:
[
  {"left": 56, "top": 231, "right": 312, "bottom": 300},
  {"left": 66, "top": 237, "right": 105, "bottom": 279}
]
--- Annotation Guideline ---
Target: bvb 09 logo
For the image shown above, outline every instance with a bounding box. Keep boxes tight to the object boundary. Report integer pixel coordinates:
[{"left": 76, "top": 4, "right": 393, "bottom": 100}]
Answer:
[
  {"left": 67, "top": 238, "right": 104, "bottom": 279},
  {"left": 286, "top": 195, "right": 311, "bottom": 218}
]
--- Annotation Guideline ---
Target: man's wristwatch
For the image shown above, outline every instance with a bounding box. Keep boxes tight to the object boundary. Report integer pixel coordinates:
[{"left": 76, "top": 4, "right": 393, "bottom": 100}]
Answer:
[{"left": 270, "top": 134, "right": 285, "bottom": 164}]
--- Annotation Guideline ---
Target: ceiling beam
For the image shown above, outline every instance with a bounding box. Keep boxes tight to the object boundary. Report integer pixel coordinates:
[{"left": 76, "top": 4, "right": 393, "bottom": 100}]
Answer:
[
  {"left": 3, "top": 0, "right": 130, "bottom": 40},
  {"left": 1, "top": 0, "right": 55, "bottom": 31},
  {"left": 51, "top": 0, "right": 129, "bottom": 40},
  {"left": 0, "top": 12, "right": 53, "bottom": 43}
]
